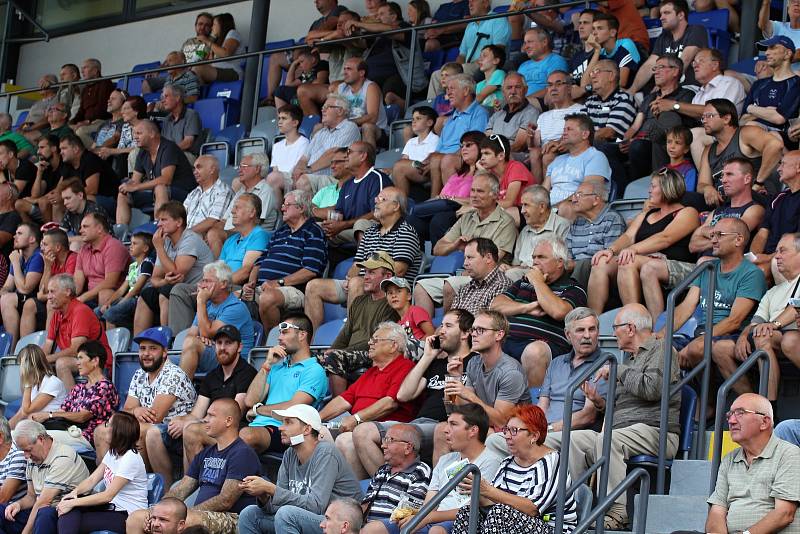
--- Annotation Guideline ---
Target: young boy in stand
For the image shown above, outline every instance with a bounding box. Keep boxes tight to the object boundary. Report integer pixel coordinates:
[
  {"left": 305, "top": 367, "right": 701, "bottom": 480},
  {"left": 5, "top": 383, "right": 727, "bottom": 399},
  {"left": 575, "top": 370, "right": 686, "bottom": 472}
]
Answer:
[
  {"left": 664, "top": 125, "right": 697, "bottom": 191},
  {"left": 266, "top": 104, "right": 310, "bottom": 208},
  {"left": 96, "top": 231, "right": 154, "bottom": 329},
  {"left": 392, "top": 106, "right": 440, "bottom": 194},
  {"left": 475, "top": 45, "right": 506, "bottom": 110},
  {"left": 382, "top": 276, "right": 434, "bottom": 342}
]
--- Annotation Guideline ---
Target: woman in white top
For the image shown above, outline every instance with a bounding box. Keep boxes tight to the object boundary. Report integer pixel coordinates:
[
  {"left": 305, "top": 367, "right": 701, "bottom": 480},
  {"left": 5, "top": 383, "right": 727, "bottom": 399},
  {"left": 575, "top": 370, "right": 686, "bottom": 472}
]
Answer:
[
  {"left": 9, "top": 344, "right": 67, "bottom": 428},
  {"left": 192, "top": 13, "right": 245, "bottom": 83},
  {"left": 56, "top": 411, "right": 148, "bottom": 533}
]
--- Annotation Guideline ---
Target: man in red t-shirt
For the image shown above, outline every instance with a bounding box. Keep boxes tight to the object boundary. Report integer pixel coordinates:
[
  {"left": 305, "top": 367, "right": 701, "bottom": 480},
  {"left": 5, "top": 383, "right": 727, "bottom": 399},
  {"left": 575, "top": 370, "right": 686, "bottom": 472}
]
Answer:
[
  {"left": 318, "top": 321, "right": 417, "bottom": 479},
  {"left": 43, "top": 273, "right": 112, "bottom": 389},
  {"left": 21, "top": 227, "right": 77, "bottom": 338}
]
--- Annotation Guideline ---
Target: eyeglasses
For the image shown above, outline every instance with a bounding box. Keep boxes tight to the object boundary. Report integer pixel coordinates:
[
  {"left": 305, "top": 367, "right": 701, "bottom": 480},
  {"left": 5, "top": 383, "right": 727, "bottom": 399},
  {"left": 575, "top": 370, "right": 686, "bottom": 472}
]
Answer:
[
  {"left": 469, "top": 326, "right": 499, "bottom": 336},
  {"left": 701, "top": 112, "right": 720, "bottom": 120},
  {"left": 501, "top": 426, "right": 530, "bottom": 436},
  {"left": 382, "top": 436, "right": 410, "bottom": 445},
  {"left": 321, "top": 104, "right": 342, "bottom": 111},
  {"left": 573, "top": 191, "right": 598, "bottom": 200},
  {"left": 282, "top": 202, "right": 299, "bottom": 208},
  {"left": 725, "top": 408, "right": 767, "bottom": 420},
  {"left": 374, "top": 196, "right": 395, "bottom": 204},
  {"left": 278, "top": 322, "right": 302, "bottom": 332},
  {"left": 590, "top": 68, "right": 614, "bottom": 75},
  {"left": 460, "top": 142, "right": 476, "bottom": 148},
  {"left": 368, "top": 336, "right": 395, "bottom": 345},
  {"left": 238, "top": 163, "right": 254, "bottom": 169},
  {"left": 612, "top": 322, "right": 632, "bottom": 330},
  {"left": 546, "top": 80, "right": 570, "bottom": 88},
  {"left": 652, "top": 65, "right": 678, "bottom": 72},
  {"left": 709, "top": 231, "right": 740, "bottom": 240}
]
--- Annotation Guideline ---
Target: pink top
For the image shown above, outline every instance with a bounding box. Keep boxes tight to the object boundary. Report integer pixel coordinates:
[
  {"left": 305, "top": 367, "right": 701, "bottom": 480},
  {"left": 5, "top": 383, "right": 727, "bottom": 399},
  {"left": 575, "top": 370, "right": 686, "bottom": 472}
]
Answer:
[
  {"left": 75, "top": 234, "right": 131, "bottom": 290},
  {"left": 400, "top": 305, "right": 432, "bottom": 340},
  {"left": 441, "top": 173, "right": 474, "bottom": 198},
  {"left": 499, "top": 160, "right": 533, "bottom": 206}
]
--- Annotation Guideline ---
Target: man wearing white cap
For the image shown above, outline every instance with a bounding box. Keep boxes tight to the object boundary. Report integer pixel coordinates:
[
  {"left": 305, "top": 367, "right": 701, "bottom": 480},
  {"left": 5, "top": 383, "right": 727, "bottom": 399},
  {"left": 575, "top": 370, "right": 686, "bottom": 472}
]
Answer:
[{"left": 238, "top": 404, "right": 363, "bottom": 534}]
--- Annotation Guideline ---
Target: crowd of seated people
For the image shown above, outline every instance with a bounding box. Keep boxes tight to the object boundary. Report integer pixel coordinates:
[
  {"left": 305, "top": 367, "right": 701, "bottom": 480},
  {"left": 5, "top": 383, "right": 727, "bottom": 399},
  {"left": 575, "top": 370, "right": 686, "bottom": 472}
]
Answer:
[{"left": 0, "top": 1, "right": 800, "bottom": 533}]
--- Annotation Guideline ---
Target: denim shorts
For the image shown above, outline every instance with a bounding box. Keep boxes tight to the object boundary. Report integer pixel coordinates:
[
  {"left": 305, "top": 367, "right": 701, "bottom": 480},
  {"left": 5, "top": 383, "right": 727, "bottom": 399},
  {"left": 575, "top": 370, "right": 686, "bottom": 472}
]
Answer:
[
  {"left": 154, "top": 422, "right": 182, "bottom": 453},
  {"left": 96, "top": 298, "right": 137, "bottom": 326}
]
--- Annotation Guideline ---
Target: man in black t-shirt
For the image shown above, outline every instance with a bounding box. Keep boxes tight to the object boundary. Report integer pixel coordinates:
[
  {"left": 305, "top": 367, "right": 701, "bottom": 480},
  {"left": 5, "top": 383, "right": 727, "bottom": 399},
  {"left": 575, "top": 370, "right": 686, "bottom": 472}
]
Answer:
[
  {"left": 145, "top": 325, "right": 257, "bottom": 489},
  {"left": 16, "top": 135, "right": 64, "bottom": 224},
  {"left": 570, "top": 8, "right": 599, "bottom": 99},
  {"left": 116, "top": 120, "right": 195, "bottom": 234},
  {"left": 58, "top": 133, "right": 120, "bottom": 216},
  {"left": 0, "top": 181, "right": 21, "bottom": 260},
  {"left": 0, "top": 140, "right": 36, "bottom": 199},
  {"left": 59, "top": 179, "right": 107, "bottom": 251},
  {"left": 628, "top": 0, "right": 708, "bottom": 93},
  {"left": 351, "top": 308, "right": 475, "bottom": 476}
]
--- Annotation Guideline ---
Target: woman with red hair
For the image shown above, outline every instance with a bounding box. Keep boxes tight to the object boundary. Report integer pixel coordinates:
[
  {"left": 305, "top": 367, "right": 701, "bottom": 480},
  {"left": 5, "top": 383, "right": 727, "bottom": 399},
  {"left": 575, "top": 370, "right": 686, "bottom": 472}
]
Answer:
[{"left": 451, "top": 405, "right": 578, "bottom": 534}]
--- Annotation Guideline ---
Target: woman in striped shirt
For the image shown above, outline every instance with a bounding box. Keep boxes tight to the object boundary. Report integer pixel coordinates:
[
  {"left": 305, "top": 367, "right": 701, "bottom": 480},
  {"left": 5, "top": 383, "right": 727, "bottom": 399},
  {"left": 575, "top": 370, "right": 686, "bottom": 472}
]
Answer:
[{"left": 451, "top": 405, "right": 577, "bottom": 534}]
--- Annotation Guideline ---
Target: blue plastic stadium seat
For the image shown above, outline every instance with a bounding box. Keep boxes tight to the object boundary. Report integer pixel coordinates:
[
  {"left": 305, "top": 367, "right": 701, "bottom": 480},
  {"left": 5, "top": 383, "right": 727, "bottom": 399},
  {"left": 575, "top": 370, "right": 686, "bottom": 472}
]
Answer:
[
  {"left": 253, "top": 322, "right": 266, "bottom": 346},
  {"left": 260, "top": 39, "right": 296, "bottom": 99},
  {"left": 627, "top": 385, "right": 698, "bottom": 467},
  {"left": 214, "top": 124, "right": 245, "bottom": 147},
  {"left": 688, "top": 9, "right": 730, "bottom": 59},
  {"left": 299, "top": 115, "right": 321, "bottom": 138},
  {"left": 312, "top": 319, "right": 345, "bottom": 346},
  {"left": 428, "top": 251, "right": 464, "bottom": 276},
  {"left": 385, "top": 104, "right": 401, "bottom": 126},
  {"left": 423, "top": 50, "right": 445, "bottom": 76},
  {"left": 13, "top": 111, "right": 28, "bottom": 130},
  {"left": 194, "top": 98, "right": 228, "bottom": 135},
  {"left": 208, "top": 80, "right": 244, "bottom": 101},
  {"left": 200, "top": 141, "right": 230, "bottom": 169}
]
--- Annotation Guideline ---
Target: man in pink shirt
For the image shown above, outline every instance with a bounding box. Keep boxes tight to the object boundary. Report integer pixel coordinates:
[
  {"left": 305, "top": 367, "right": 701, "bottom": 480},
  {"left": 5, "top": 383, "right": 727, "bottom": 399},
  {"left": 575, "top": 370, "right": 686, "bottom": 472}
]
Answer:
[{"left": 73, "top": 212, "right": 129, "bottom": 310}]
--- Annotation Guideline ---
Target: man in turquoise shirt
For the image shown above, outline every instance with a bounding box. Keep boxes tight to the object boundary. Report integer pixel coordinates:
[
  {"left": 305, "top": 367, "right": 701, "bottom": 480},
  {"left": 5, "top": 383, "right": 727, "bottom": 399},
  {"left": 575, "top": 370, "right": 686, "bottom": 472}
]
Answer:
[
  {"left": 240, "top": 313, "right": 329, "bottom": 453},
  {"left": 518, "top": 27, "right": 569, "bottom": 100}
]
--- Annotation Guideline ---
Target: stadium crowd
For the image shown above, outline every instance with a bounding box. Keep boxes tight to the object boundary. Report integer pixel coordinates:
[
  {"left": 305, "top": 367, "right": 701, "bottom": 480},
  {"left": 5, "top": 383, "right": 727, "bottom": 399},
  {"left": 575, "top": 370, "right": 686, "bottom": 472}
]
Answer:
[{"left": 0, "top": 0, "right": 799, "bottom": 533}]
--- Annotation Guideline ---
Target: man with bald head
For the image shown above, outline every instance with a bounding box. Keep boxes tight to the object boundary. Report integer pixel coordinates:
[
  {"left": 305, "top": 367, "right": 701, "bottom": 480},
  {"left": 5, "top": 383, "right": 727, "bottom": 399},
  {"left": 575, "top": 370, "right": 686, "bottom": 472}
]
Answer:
[
  {"left": 128, "top": 398, "right": 261, "bottom": 534},
  {"left": 183, "top": 155, "right": 233, "bottom": 257},
  {"left": 486, "top": 73, "right": 540, "bottom": 155},
  {"left": 320, "top": 498, "right": 363, "bottom": 534},
  {"left": 116, "top": 119, "right": 196, "bottom": 236},
  {"left": 704, "top": 393, "right": 800, "bottom": 534},
  {"left": 566, "top": 303, "right": 681, "bottom": 530},
  {"left": 147, "top": 497, "right": 188, "bottom": 534}
]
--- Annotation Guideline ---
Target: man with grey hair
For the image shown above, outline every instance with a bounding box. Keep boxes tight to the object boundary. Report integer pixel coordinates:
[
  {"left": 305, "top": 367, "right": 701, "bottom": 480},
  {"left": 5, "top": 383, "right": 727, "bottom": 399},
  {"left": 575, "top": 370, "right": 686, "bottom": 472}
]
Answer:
[
  {"left": 182, "top": 154, "right": 232, "bottom": 257},
  {"left": 178, "top": 260, "right": 255, "bottom": 379},
  {"left": 427, "top": 74, "right": 489, "bottom": 198},
  {"left": 569, "top": 302, "right": 681, "bottom": 529},
  {"left": 293, "top": 94, "right": 360, "bottom": 196},
  {"left": 43, "top": 273, "right": 113, "bottom": 388},
  {"left": 0, "top": 416, "right": 26, "bottom": 505},
  {"left": 116, "top": 119, "right": 196, "bottom": 234},
  {"left": 321, "top": 498, "right": 364, "bottom": 534},
  {"left": 245, "top": 189, "right": 328, "bottom": 333},
  {"left": 69, "top": 58, "right": 115, "bottom": 148},
  {"left": 304, "top": 186, "right": 421, "bottom": 328},
  {"left": 518, "top": 27, "right": 569, "bottom": 105},
  {"left": 214, "top": 152, "right": 278, "bottom": 238},
  {"left": 566, "top": 179, "right": 626, "bottom": 287},
  {"left": 143, "top": 51, "right": 200, "bottom": 102},
  {"left": 319, "top": 320, "right": 418, "bottom": 478},
  {"left": 1, "top": 420, "right": 89, "bottom": 533},
  {"left": 487, "top": 73, "right": 540, "bottom": 156},
  {"left": 161, "top": 82, "right": 203, "bottom": 158},
  {"left": 704, "top": 393, "right": 800, "bottom": 534},
  {"left": 20, "top": 74, "right": 59, "bottom": 143},
  {"left": 491, "top": 236, "right": 587, "bottom": 387}
]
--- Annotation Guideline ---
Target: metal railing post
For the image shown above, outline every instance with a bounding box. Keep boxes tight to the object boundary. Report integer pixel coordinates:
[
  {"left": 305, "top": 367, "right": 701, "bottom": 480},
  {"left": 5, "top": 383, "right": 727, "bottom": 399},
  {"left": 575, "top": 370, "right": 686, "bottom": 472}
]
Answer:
[
  {"left": 709, "top": 350, "right": 770, "bottom": 493},
  {"left": 573, "top": 468, "right": 651, "bottom": 534},
  {"left": 404, "top": 27, "right": 417, "bottom": 110},
  {"left": 252, "top": 53, "right": 265, "bottom": 131},
  {"left": 400, "top": 463, "right": 481, "bottom": 534},
  {"left": 555, "top": 353, "right": 618, "bottom": 534}
]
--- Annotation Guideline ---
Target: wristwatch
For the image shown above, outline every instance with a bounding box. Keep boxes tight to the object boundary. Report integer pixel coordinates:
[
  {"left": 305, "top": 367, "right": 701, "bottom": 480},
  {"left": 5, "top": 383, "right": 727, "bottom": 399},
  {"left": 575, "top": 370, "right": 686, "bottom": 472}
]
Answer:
[
  {"left": 772, "top": 320, "right": 783, "bottom": 329},
  {"left": 672, "top": 103, "right": 681, "bottom": 111},
  {"left": 278, "top": 279, "right": 285, "bottom": 287},
  {"left": 354, "top": 413, "right": 363, "bottom": 425}
]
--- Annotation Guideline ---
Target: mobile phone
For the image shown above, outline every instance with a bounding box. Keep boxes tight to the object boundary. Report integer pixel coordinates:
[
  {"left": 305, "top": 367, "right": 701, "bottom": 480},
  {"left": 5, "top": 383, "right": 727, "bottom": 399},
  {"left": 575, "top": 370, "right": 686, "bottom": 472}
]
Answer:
[
  {"left": 431, "top": 336, "right": 441, "bottom": 350},
  {"left": 789, "top": 297, "right": 800, "bottom": 308}
]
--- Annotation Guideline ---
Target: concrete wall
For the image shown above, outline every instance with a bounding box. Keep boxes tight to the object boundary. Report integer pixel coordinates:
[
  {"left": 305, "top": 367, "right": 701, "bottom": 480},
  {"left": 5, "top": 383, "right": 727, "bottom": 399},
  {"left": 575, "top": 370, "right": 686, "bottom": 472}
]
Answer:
[{"left": 15, "top": 0, "right": 464, "bottom": 87}]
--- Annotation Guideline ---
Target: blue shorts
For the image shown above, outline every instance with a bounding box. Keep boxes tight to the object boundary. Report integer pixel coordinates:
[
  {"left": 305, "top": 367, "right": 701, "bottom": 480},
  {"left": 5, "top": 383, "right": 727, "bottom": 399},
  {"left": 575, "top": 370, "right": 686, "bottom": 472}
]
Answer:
[
  {"left": 154, "top": 422, "right": 182, "bottom": 453},
  {"left": 379, "top": 518, "right": 453, "bottom": 534},
  {"left": 96, "top": 298, "right": 137, "bottom": 327}
]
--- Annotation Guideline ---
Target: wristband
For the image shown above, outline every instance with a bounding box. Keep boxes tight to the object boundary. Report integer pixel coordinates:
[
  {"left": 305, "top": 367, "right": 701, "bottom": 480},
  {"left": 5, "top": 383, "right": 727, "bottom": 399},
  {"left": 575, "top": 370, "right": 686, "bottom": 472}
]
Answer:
[{"left": 252, "top": 403, "right": 263, "bottom": 419}]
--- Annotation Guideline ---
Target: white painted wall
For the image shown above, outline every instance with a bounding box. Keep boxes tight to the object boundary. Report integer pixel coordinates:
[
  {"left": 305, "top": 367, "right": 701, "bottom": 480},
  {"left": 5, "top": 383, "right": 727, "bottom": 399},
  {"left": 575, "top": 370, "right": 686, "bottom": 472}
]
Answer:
[{"left": 16, "top": 0, "right": 466, "bottom": 87}]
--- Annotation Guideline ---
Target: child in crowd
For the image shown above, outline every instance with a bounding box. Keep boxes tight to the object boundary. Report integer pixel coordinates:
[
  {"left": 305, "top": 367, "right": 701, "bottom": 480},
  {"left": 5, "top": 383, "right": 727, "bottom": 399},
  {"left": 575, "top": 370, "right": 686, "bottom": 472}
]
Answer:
[
  {"left": 475, "top": 45, "right": 506, "bottom": 110},
  {"left": 382, "top": 277, "right": 434, "bottom": 359},
  {"left": 267, "top": 104, "right": 310, "bottom": 208},
  {"left": 402, "top": 62, "right": 462, "bottom": 145},
  {"left": 272, "top": 49, "right": 329, "bottom": 110},
  {"left": 96, "top": 231, "right": 154, "bottom": 329},
  {"left": 664, "top": 125, "right": 697, "bottom": 192},
  {"left": 393, "top": 106, "right": 440, "bottom": 193}
]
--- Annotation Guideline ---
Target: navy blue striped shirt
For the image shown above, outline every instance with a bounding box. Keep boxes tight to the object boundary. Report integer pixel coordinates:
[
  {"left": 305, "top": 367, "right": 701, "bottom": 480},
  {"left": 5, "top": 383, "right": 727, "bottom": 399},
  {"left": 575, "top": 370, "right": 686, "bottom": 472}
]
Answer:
[{"left": 256, "top": 218, "right": 327, "bottom": 289}]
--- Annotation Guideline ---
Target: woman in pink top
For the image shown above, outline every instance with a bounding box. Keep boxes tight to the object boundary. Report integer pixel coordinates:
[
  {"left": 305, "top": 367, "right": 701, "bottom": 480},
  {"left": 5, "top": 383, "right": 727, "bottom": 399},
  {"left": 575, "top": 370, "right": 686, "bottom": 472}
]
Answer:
[
  {"left": 479, "top": 133, "right": 534, "bottom": 225},
  {"left": 407, "top": 131, "right": 486, "bottom": 244}
]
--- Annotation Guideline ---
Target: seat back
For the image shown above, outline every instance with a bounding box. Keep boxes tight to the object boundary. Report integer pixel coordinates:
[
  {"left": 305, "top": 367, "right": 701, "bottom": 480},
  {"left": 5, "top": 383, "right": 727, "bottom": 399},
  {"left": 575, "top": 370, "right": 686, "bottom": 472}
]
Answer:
[
  {"left": 261, "top": 40, "right": 296, "bottom": 99},
  {"left": 678, "top": 385, "right": 698, "bottom": 456},
  {"left": 265, "top": 326, "right": 280, "bottom": 347},
  {"left": 200, "top": 141, "right": 230, "bottom": 169},
  {"left": 428, "top": 251, "right": 464, "bottom": 275},
  {"left": 299, "top": 115, "right": 321, "bottom": 138},
  {"left": 106, "top": 328, "right": 132, "bottom": 357},
  {"left": 609, "top": 199, "right": 645, "bottom": 224},
  {"left": 194, "top": 98, "right": 228, "bottom": 135},
  {"left": 208, "top": 80, "right": 244, "bottom": 101},
  {"left": 323, "top": 302, "right": 348, "bottom": 322},
  {"left": 236, "top": 137, "right": 267, "bottom": 166},
  {"left": 312, "top": 319, "right": 345, "bottom": 346},
  {"left": 249, "top": 347, "right": 269, "bottom": 371},
  {"left": 170, "top": 328, "right": 192, "bottom": 353},
  {"left": 598, "top": 307, "right": 621, "bottom": 337},
  {"left": 250, "top": 119, "right": 280, "bottom": 155},
  {"left": 375, "top": 148, "right": 403, "bottom": 171},
  {"left": 385, "top": 104, "right": 401, "bottom": 125},
  {"left": 332, "top": 258, "right": 355, "bottom": 280},
  {"left": 113, "top": 352, "right": 141, "bottom": 408},
  {"left": 214, "top": 124, "right": 246, "bottom": 149},
  {"left": 0, "top": 357, "right": 22, "bottom": 406},
  {"left": 13, "top": 330, "right": 46, "bottom": 355},
  {"left": 389, "top": 119, "right": 410, "bottom": 150},
  {"left": 422, "top": 50, "right": 445, "bottom": 77},
  {"left": 0, "top": 332, "right": 12, "bottom": 357},
  {"left": 13, "top": 111, "right": 29, "bottom": 130},
  {"left": 147, "top": 473, "right": 165, "bottom": 505},
  {"left": 253, "top": 322, "right": 266, "bottom": 346},
  {"left": 624, "top": 175, "right": 651, "bottom": 199}
]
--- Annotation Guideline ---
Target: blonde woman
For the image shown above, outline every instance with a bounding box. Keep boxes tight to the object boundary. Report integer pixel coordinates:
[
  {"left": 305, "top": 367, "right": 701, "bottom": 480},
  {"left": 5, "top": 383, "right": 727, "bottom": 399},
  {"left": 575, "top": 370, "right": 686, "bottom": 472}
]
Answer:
[{"left": 9, "top": 344, "right": 67, "bottom": 428}]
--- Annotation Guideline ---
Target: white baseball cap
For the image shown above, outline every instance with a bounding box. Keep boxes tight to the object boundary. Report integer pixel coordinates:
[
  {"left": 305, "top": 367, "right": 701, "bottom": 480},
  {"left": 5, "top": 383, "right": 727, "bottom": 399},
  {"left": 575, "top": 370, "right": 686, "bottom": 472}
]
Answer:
[{"left": 272, "top": 405, "right": 323, "bottom": 432}]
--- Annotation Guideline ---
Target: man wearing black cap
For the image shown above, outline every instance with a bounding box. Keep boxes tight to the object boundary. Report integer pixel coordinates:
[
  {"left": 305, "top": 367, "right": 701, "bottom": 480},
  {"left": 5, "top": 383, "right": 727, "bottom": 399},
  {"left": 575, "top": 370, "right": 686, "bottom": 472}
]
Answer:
[
  {"left": 93, "top": 326, "right": 196, "bottom": 483},
  {"left": 148, "top": 325, "right": 258, "bottom": 487},
  {"left": 317, "top": 251, "right": 399, "bottom": 397},
  {"left": 742, "top": 35, "right": 800, "bottom": 135}
]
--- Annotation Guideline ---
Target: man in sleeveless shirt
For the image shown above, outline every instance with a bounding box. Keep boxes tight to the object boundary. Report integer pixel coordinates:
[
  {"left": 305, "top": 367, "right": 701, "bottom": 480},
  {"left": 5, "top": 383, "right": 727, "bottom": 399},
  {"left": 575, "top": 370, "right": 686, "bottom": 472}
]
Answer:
[{"left": 336, "top": 58, "right": 388, "bottom": 149}]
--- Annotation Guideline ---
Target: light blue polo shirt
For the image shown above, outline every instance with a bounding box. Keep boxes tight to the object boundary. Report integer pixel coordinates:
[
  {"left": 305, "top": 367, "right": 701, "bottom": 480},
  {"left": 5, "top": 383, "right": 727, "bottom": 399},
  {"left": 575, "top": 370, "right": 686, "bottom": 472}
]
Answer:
[
  {"left": 193, "top": 292, "right": 255, "bottom": 356},
  {"left": 250, "top": 356, "right": 329, "bottom": 427},
  {"left": 518, "top": 53, "right": 569, "bottom": 95},
  {"left": 220, "top": 226, "right": 271, "bottom": 273},
  {"left": 459, "top": 17, "right": 512, "bottom": 62},
  {"left": 436, "top": 101, "right": 489, "bottom": 154}
]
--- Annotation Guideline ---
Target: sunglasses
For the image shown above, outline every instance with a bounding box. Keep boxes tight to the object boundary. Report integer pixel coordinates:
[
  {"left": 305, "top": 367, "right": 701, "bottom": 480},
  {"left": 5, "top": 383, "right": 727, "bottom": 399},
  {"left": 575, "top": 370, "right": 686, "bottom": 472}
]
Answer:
[{"left": 278, "top": 322, "right": 302, "bottom": 332}]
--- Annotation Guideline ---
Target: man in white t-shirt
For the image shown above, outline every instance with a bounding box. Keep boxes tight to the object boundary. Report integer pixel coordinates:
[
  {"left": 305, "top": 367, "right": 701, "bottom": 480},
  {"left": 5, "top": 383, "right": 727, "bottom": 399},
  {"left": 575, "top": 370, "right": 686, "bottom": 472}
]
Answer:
[
  {"left": 391, "top": 106, "right": 440, "bottom": 195},
  {"left": 266, "top": 105, "right": 310, "bottom": 210},
  {"left": 404, "top": 403, "right": 501, "bottom": 533}
]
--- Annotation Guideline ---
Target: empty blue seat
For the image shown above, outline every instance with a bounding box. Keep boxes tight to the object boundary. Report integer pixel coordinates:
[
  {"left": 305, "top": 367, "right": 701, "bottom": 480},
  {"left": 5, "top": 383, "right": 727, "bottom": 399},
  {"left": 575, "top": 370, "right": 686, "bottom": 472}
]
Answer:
[
  {"left": 260, "top": 40, "right": 295, "bottom": 99},
  {"left": 200, "top": 141, "right": 230, "bottom": 169},
  {"left": 332, "top": 258, "right": 355, "bottom": 280},
  {"left": 312, "top": 319, "right": 345, "bottom": 346},
  {"left": 214, "top": 124, "right": 245, "bottom": 147},
  {"left": 253, "top": 322, "right": 266, "bottom": 346},
  {"left": 627, "top": 385, "right": 698, "bottom": 467},
  {"left": 385, "top": 104, "right": 401, "bottom": 126},
  {"left": 688, "top": 9, "right": 731, "bottom": 59},
  {"left": 113, "top": 352, "right": 141, "bottom": 408},
  {"left": 323, "top": 302, "right": 348, "bottom": 323},
  {"left": 208, "top": 80, "right": 244, "bottom": 101},
  {"left": 13, "top": 111, "right": 28, "bottom": 130},
  {"left": 236, "top": 137, "right": 267, "bottom": 165},
  {"left": 299, "top": 115, "right": 321, "bottom": 138},
  {"left": 427, "top": 251, "right": 464, "bottom": 276},
  {"left": 194, "top": 98, "right": 228, "bottom": 135}
]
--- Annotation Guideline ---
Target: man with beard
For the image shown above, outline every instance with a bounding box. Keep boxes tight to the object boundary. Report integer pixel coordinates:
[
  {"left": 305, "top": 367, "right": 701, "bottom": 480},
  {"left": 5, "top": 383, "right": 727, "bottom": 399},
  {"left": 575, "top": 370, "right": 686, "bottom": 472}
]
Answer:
[
  {"left": 241, "top": 314, "right": 329, "bottom": 453},
  {"left": 93, "top": 327, "right": 196, "bottom": 478},
  {"left": 148, "top": 325, "right": 258, "bottom": 487}
]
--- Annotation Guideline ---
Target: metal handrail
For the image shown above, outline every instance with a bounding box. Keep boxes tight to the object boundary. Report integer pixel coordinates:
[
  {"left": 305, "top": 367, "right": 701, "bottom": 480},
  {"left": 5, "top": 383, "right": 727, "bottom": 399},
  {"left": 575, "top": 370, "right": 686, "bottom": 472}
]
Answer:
[
  {"left": 400, "top": 463, "right": 481, "bottom": 534},
  {"left": 555, "top": 352, "right": 618, "bottom": 534},
  {"left": 573, "top": 468, "right": 650, "bottom": 534},
  {"left": 0, "top": 0, "right": 596, "bottom": 124},
  {"left": 656, "top": 259, "right": 717, "bottom": 493},
  {"left": 709, "top": 349, "right": 770, "bottom": 493}
]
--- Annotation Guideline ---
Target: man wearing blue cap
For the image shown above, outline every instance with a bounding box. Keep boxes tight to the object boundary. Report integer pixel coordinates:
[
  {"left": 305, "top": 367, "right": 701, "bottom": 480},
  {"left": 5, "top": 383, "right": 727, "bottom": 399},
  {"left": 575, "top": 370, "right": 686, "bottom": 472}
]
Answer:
[
  {"left": 93, "top": 326, "right": 196, "bottom": 483},
  {"left": 759, "top": 0, "right": 800, "bottom": 65},
  {"left": 742, "top": 35, "right": 800, "bottom": 135}
]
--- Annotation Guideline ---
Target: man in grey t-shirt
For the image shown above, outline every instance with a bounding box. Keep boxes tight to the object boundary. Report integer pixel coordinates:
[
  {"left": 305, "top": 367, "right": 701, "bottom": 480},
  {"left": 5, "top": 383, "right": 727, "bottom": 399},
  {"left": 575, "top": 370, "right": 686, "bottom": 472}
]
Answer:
[
  {"left": 160, "top": 83, "right": 203, "bottom": 157},
  {"left": 134, "top": 201, "right": 214, "bottom": 333},
  {"left": 486, "top": 73, "right": 540, "bottom": 157}
]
